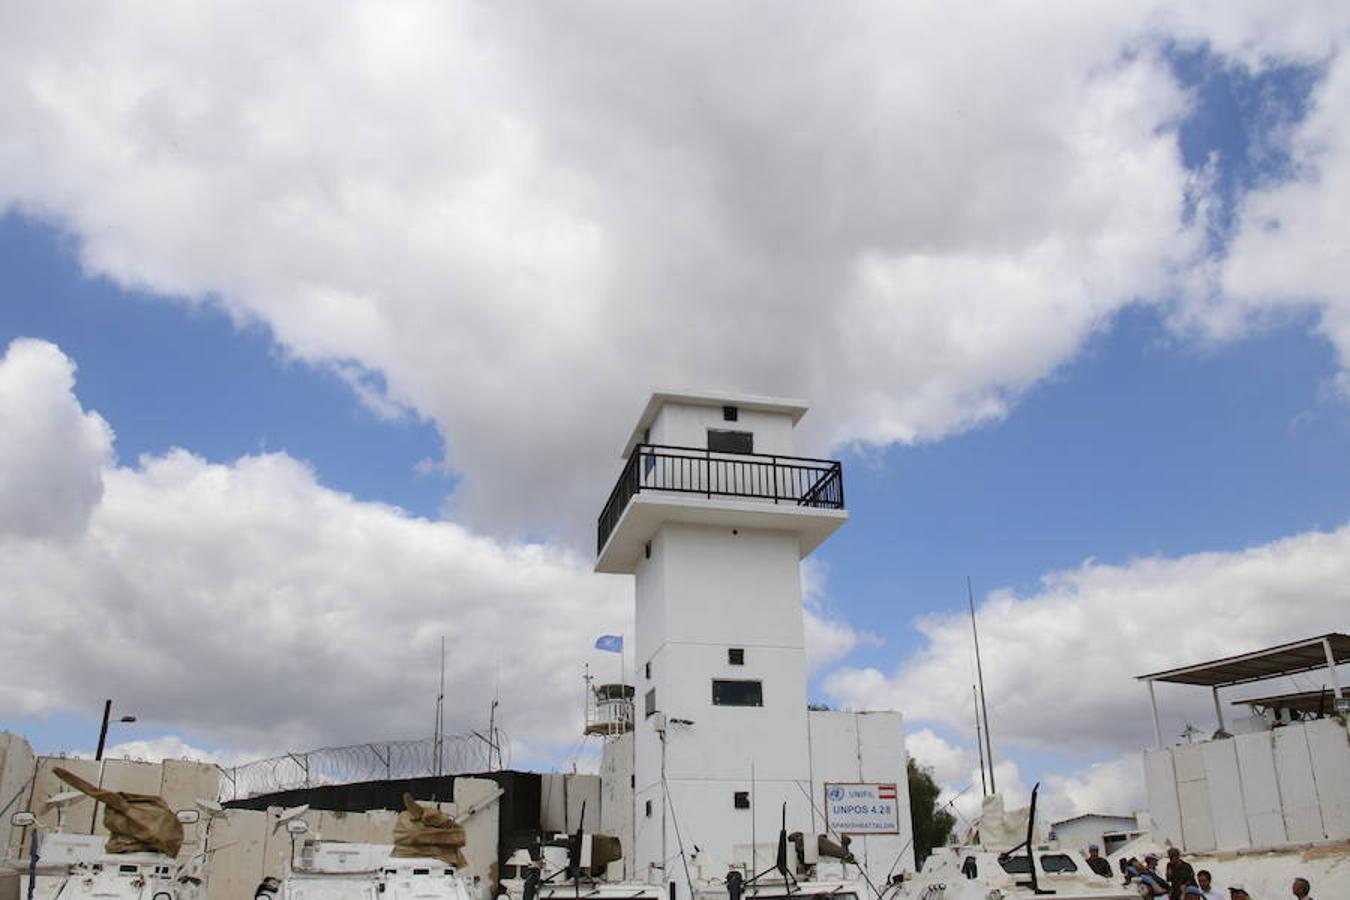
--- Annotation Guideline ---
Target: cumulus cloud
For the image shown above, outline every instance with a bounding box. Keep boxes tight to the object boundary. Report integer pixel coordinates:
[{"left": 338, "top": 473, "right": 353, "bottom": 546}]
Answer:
[
  {"left": 0, "top": 342, "right": 635, "bottom": 755},
  {"left": 0, "top": 338, "right": 112, "bottom": 541},
  {"left": 0, "top": 341, "right": 869, "bottom": 765},
  {"left": 94, "top": 735, "right": 251, "bottom": 769},
  {"left": 824, "top": 528, "right": 1350, "bottom": 761},
  {"left": 3, "top": 2, "right": 1346, "bottom": 541},
  {"left": 1191, "top": 44, "right": 1350, "bottom": 381}
]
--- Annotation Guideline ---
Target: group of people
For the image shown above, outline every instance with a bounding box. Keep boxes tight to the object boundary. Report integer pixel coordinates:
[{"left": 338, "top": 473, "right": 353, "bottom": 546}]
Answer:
[{"left": 1106, "top": 847, "right": 1315, "bottom": 900}]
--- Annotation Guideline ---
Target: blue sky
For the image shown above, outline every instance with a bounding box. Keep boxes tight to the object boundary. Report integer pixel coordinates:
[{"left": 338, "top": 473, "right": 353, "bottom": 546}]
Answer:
[{"left": 2, "top": 4, "right": 1349, "bottom": 819}]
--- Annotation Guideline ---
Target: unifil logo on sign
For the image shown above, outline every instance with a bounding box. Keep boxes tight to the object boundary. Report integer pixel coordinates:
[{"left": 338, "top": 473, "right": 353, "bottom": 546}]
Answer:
[{"left": 824, "top": 782, "right": 900, "bottom": 834}]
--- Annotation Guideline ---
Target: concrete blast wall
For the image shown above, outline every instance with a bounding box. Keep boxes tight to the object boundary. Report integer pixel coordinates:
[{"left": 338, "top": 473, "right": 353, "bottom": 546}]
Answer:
[
  {"left": 0, "top": 743, "right": 501, "bottom": 900},
  {"left": 1143, "top": 717, "right": 1350, "bottom": 852}
]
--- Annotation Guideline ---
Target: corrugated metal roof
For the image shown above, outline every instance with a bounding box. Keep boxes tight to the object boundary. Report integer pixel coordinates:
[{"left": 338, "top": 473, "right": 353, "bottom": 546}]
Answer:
[
  {"left": 1136, "top": 633, "right": 1350, "bottom": 687},
  {"left": 1231, "top": 688, "right": 1344, "bottom": 714}
]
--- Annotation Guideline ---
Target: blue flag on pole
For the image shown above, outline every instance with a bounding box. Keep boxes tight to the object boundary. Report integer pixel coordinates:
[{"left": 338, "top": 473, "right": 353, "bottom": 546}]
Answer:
[{"left": 594, "top": 634, "right": 623, "bottom": 653}]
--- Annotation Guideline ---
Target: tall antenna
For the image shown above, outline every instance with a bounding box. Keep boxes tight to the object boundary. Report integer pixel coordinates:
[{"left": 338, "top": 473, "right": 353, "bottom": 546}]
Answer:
[
  {"left": 433, "top": 636, "right": 446, "bottom": 778},
  {"left": 968, "top": 576, "right": 996, "bottom": 793},
  {"left": 973, "top": 684, "right": 988, "bottom": 796}
]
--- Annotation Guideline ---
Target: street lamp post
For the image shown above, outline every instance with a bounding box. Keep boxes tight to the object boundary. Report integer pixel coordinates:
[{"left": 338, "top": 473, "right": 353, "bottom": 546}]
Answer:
[{"left": 89, "top": 699, "right": 137, "bottom": 833}]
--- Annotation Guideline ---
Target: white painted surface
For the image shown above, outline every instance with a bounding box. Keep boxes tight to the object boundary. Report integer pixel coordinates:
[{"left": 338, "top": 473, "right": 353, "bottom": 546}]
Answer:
[
  {"left": 649, "top": 403, "right": 796, "bottom": 458},
  {"left": 621, "top": 392, "right": 807, "bottom": 458},
  {"left": 810, "top": 711, "right": 915, "bottom": 879},
  {"left": 1141, "top": 750, "right": 1181, "bottom": 847},
  {"left": 540, "top": 774, "right": 601, "bottom": 834},
  {"left": 1272, "top": 725, "right": 1325, "bottom": 842},
  {"left": 598, "top": 734, "right": 635, "bottom": 879},
  {"left": 1305, "top": 717, "right": 1350, "bottom": 840},
  {"left": 0, "top": 732, "right": 37, "bottom": 863},
  {"left": 1234, "top": 731, "right": 1287, "bottom": 847},
  {"left": 597, "top": 494, "right": 846, "bottom": 574},
  {"left": 1144, "top": 718, "right": 1350, "bottom": 853},
  {"left": 1049, "top": 814, "right": 1140, "bottom": 852},
  {"left": 1199, "top": 739, "right": 1250, "bottom": 850}
]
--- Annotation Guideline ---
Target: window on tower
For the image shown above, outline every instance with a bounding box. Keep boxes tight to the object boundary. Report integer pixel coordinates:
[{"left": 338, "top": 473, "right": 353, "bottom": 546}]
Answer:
[
  {"left": 728, "top": 648, "right": 744, "bottom": 665},
  {"left": 712, "top": 679, "right": 763, "bottom": 707},
  {"left": 707, "top": 429, "right": 753, "bottom": 454},
  {"left": 733, "top": 791, "right": 750, "bottom": 809},
  {"left": 645, "top": 688, "right": 657, "bottom": 718}
]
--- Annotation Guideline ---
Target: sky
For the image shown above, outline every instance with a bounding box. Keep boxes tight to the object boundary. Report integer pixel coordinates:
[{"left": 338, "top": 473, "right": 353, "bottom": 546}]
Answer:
[{"left": 2, "top": 0, "right": 1349, "bottom": 826}]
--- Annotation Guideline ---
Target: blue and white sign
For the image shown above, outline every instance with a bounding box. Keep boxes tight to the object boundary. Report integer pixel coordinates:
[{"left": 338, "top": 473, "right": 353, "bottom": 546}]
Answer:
[{"left": 824, "top": 782, "right": 900, "bottom": 834}]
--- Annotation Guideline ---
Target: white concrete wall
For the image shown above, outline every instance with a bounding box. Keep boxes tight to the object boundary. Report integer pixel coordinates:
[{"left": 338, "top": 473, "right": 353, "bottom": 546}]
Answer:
[
  {"left": 599, "top": 735, "right": 635, "bottom": 879},
  {"left": 1, "top": 733, "right": 37, "bottom": 867},
  {"left": 539, "top": 774, "right": 602, "bottom": 835},
  {"left": 631, "top": 519, "right": 815, "bottom": 900},
  {"left": 648, "top": 404, "right": 795, "bottom": 456},
  {"left": 809, "top": 711, "right": 915, "bottom": 879},
  {"left": 1143, "top": 718, "right": 1350, "bottom": 852}
]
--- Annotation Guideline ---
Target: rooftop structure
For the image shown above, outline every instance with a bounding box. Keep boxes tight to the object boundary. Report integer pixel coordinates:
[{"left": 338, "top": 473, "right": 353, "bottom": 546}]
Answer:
[{"left": 1134, "top": 634, "right": 1350, "bottom": 854}]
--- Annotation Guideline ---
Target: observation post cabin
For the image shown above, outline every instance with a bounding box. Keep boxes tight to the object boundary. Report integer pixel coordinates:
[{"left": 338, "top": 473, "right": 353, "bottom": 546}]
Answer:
[{"left": 595, "top": 391, "right": 912, "bottom": 897}]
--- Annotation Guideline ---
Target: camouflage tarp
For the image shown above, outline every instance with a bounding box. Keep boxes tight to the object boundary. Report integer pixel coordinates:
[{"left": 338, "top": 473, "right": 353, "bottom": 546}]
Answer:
[
  {"left": 392, "top": 793, "right": 467, "bottom": 868},
  {"left": 53, "top": 767, "right": 184, "bottom": 857}
]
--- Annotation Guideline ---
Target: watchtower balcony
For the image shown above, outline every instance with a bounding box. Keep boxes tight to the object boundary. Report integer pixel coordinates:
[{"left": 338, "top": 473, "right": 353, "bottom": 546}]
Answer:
[{"left": 595, "top": 443, "right": 846, "bottom": 574}]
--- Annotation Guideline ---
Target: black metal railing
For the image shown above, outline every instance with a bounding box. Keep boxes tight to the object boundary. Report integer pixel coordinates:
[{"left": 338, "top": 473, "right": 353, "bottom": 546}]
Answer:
[{"left": 597, "top": 444, "right": 845, "bottom": 554}]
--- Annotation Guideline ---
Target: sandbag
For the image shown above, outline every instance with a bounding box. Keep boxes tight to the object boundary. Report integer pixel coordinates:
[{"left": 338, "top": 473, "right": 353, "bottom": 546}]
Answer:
[
  {"left": 392, "top": 793, "right": 467, "bottom": 868},
  {"left": 53, "top": 767, "right": 184, "bottom": 857},
  {"left": 589, "top": 834, "right": 622, "bottom": 873}
]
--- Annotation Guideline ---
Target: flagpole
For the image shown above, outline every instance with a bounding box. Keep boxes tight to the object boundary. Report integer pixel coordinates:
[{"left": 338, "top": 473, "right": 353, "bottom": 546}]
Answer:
[{"left": 620, "top": 633, "right": 626, "bottom": 685}]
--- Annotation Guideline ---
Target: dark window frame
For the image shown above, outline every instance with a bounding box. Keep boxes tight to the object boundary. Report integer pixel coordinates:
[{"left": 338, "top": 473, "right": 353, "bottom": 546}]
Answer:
[
  {"left": 712, "top": 679, "right": 764, "bottom": 707},
  {"left": 707, "top": 429, "right": 754, "bottom": 454}
]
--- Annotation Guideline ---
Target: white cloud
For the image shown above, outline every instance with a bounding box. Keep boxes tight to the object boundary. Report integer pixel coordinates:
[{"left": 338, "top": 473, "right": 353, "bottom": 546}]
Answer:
[
  {"left": 824, "top": 527, "right": 1350, "bottom": 757},
  {"left": 3, "top": 2, "right": 1345, "bottom": 540},
  {"left": 0, "top": 342, "right": 635, "bottom": 755},
  {"left": 0, "top": 339, "right": 112, "bottom": 542},
  {"left": 906, "top": 728, "right": 975, "bottom": 789},
  {"left": 1187, "top": 45, "right": 1350, "bottom": 380},
  {"left": 95, "top": 735, "right": 249, "bottom": 769},
  {"left": 1045, "top": 756, "right": 1145, "bottom": 820}
]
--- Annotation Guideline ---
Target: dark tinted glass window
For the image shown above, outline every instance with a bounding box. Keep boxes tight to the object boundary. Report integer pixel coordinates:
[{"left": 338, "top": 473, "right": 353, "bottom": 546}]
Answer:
[
  {"left": 723, "top": 406, "right": 738, "bottom": 421},
  {"left": 728, "top": 648, "right": 745, "bottom": 665},
  {"left": 707, "top": 429, "right": 753, "bottom": 454},
  {"left": 998, "top": 856, "right": 1032, "bottom": 874},
  {"left": 644, "top": 688, "right": 656, "bottom": 718},
  {"left": 712, "top": 679, "right": 763, "bottom": 706},
  {"left": 1039, "top": 854, "right": 1078, "bottom": 873},
  {"left": 733, "top": 791, "right": 750, "bottom": 809}
]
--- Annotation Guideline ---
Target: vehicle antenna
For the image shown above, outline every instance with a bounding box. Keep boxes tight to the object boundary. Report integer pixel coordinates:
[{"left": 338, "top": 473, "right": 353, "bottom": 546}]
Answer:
[
  {"left": 968, "top": 576, "right": 995, "bottom": 793},
  {"left": 973, "top": 684, "right": 988, "bottom": 797}
]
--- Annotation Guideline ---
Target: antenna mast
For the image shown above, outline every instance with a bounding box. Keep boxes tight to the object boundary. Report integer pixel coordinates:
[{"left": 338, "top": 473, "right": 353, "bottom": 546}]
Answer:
[
  {"left": 973, "top": 684, "right": 988, "bottom": 796},
  {"left": 434, "top": 636, "right": 446, "bottom": 778},
  {"left": 968, "top": 576, "right": 996, "bottom": 793}
]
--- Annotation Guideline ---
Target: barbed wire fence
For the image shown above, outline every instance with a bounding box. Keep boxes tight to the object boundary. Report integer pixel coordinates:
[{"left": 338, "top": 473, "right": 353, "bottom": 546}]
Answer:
[{"left": 220, "top": 731, "right": 511, "bottom": 800}]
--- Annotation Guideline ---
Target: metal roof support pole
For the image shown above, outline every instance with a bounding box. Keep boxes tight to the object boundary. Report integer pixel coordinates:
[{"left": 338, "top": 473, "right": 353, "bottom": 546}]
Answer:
[
  {"left": 1323, "top": 637, "right": 1343, "bottom": 700},
  {"left": 1149, "top": 679, "right": 1163, "bottom": 749},
  {"left": 1211, "top": 686, "right": 1226, "bottom": 734}
]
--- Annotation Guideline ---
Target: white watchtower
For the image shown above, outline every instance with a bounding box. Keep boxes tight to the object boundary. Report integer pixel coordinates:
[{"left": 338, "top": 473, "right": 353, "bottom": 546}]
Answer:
[{"left": 597, "top": 391, "right": 910, "bottom": 899}]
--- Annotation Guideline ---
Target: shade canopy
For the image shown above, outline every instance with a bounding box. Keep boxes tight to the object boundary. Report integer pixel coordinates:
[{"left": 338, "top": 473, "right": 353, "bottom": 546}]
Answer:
[
  {"left": 1232, "top": 689, "right": 1344, "bottom": 715},
  {"left": 1136, "top": 633, "right": 1350, "bottom": 688}
]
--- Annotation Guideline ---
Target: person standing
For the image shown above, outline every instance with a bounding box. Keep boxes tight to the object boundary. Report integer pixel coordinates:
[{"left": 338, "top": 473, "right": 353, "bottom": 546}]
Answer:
[
  {"left": 1085, "top": 844, "right": 1112, "bottom": 878},
  {"left": 1166, "top": 848, "right": 1197, "bottom": 900},
  {"left": 1191, "top": 870, "right": 1221, "bottom": 900},
  {"left": 1291, "top": 876, "right": 1312, "bottom": 899},
  {"left": 1227, "top": 885, "right": 1251, "bottom": 900}
]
